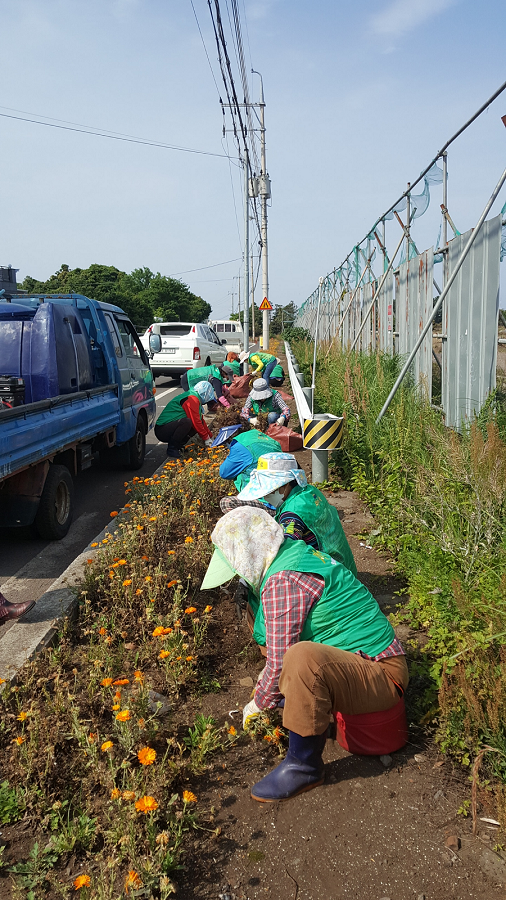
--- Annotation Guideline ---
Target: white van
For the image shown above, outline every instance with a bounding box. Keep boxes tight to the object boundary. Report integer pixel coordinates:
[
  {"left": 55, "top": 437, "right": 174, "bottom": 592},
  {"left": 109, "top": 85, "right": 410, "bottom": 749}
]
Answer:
[
  {"left": 208, "top": 319, "right": 244, "bottom": 354},
  {"left": 141, "top": 322, "right": 226, "bottom": 378}
]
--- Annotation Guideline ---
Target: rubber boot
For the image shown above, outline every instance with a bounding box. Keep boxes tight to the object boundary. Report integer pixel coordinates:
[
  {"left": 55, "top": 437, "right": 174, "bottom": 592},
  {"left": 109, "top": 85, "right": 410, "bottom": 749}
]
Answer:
[
  {"left": 250, "top": 730, "right": 326, "bottom": 802},
  {"left": 0, "top": 593, "right": 35, "bottom": 625},
  {"left": 166, "top": 445, "right": 180, "bottom": 459}
]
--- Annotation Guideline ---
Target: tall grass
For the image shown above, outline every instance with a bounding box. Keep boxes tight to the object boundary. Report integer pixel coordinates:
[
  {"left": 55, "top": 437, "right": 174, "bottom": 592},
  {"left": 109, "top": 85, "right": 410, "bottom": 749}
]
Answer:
[{"left": 293, "top": 340, "right": 506, "bottom": 778}]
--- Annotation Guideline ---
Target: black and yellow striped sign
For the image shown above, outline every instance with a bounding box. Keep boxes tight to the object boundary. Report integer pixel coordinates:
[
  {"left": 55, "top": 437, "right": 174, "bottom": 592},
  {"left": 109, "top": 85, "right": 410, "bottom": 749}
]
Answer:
[{"left": 303, "top": 416, "right": 344, "bottom": 450}]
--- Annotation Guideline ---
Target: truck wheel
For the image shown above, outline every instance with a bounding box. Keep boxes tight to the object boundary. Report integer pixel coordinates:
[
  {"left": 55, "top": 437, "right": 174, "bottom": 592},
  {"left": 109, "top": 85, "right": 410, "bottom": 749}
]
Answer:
[
  {"left": 35, "top": 465, "right": 74, "bottom": 540},
  {"left": 127, "top": 417, "right": 146, "bottom": 470}
]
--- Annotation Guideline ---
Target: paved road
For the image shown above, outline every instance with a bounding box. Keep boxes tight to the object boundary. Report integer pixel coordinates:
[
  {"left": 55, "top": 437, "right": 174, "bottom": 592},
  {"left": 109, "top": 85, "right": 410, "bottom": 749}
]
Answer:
[{"left": 0, "top": 377, "right": 182, "bottom": 628}]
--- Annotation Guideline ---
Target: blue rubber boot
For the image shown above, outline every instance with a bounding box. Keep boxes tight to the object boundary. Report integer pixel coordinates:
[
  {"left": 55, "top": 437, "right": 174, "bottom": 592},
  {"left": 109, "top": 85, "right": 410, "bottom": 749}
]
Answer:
[
  {"left": 166, "top": 445, "right": 181, "bottom": 459},
  {"left": 251, "top": 731, "right": 326, "bottom": 802}
]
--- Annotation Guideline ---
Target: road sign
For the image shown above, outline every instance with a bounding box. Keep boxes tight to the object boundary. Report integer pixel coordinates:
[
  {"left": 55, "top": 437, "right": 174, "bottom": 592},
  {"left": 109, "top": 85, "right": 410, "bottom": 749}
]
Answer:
[{"left": 259, "top": 296, "right": 273, "bottom": 311}]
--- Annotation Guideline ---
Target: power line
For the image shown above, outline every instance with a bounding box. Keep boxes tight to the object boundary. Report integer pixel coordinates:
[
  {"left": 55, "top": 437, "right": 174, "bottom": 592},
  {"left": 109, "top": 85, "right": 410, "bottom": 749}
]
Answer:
[
  {"left": 0, "top": 110, "right": 236, "bottom": 159},
  {"left": 189, "top": 0, "right": 222, "bottom": 99},
  {"left": 170, "top": 256, "right": 241, "bottom": 275}
]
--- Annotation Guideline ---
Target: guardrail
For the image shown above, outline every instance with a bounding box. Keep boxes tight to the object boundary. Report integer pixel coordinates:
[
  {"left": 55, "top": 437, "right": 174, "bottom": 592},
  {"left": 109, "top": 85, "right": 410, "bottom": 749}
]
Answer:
[{"left": 284, "top": 341, "right": 344, "bottom": 482}]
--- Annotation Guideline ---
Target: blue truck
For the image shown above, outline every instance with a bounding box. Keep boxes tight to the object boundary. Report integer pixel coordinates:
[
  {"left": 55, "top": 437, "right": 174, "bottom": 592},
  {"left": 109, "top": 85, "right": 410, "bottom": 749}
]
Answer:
[{"left": 0, "top": 293, "right": 157, "bottom": 539}]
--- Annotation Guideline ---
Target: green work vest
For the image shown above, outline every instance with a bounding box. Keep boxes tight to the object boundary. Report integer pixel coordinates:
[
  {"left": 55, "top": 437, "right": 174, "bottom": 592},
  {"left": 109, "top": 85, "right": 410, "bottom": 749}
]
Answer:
[
  {"left": 232, "top": 430, "right": 282, "bottom": 491},
  {"left": 227, "top": 359, "right": 241, "bottom": 376},
  {"left": 186, "top": 364, "right": 223, "bottom": 391},
  {"left": 156, "top": 390, "right": 201, "bottom": 427},
  {"left": 249, "top": 351, "right": 276, "bottom": 368},
  {"left": 277, "top": 485, "right": 357, "bottom": 576},
  {"left": 271, "top": 364, "right": 284, "bottom": 379},
  {"left": 251, "top": 391, "right": 281, "bottom": 416},
  {"left": 253, "top": 540, "right": 394, "bottom": 654}
]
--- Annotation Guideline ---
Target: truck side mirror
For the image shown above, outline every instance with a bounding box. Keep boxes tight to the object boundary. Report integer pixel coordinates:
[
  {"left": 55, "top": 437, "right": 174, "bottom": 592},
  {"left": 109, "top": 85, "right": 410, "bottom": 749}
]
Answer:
[
  {"left": 221, "top": 339, "right": 227, "bottom": 345},
  {"left": 149, "top": 334, "right": 162, "bottom": 355}
]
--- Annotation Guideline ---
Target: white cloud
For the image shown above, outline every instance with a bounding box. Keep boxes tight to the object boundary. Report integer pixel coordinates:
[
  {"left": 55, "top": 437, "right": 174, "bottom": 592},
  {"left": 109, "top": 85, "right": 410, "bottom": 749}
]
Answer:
[{"left": 370, "top": 0, "right": 457, "bottom": 39}]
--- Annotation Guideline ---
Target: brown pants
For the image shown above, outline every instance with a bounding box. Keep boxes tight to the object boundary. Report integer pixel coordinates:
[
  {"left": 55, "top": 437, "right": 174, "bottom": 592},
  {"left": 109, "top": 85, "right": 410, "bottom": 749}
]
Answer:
[{"left": 278, "top": 642, "right": 409, "bottom": 737}]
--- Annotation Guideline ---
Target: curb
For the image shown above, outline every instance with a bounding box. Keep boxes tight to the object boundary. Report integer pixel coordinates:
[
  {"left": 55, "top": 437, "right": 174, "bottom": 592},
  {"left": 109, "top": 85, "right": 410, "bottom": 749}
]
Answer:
[{"left": 0, "top": 459, "right": 170, "bottom": 685}]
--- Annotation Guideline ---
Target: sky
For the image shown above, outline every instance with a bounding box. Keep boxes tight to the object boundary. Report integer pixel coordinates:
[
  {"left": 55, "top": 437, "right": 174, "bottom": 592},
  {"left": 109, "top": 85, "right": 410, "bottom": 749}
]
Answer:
[{"left": 1, "top": 0, "right": 505, "bottom": 323}]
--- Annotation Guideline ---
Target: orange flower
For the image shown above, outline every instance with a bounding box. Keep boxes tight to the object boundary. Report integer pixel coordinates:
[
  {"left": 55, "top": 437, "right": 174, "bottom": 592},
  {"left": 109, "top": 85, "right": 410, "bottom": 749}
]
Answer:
[
  {"left": 88, "top": 733, "right": 96, "bottom": 743},
  {"left": 122, "top": 790, "right": 136, "bottom": 801},
  {"left": 185, "top": 607, "right": 197, "bottom": 614},
  {"left": 87, "top": 558, "right": 93, "bottom": 564},
  {"left": 135, "top": 588, "right": 142, "bottom": 595},
  {"left": 110, "top": 787, "right": 121, "bottom": 799},
  {"left": 184, "top": 536, "right": 194, "bottom": 544},
  {"left": 118, "top": 559, "right": 127, "bottom": 565},
  {"left": 137, "top": 718, "right": 146, "bottom": 729},
  {"left": 228, "top": 726, "right": 236, "bottom": 736},
  {"left": 149, "top": 516, "right": 157, "bottom": 522},
  {"left": 135, "top": 795, "right": 158, "bottom": 814},
  {"left": 101, "top": 678, "right": 113, "bottom": 687},
  {"left": 99, "top": 627, "right": 107, "bottom": 636},
  {"left": 167, "top": 550, "right": 175, "bottom": 555},
  {"left": 90, "top": 542, "right": 98, "bottom": 548},
  {"left": 159, "top": 650, "right": 170, "bottom": 659},
  {"left": 112, "top": 704, "right": 121, "bottom": 711},
  {"left": 137, "top": 746, "right": 156, "bottom": 766},
  {"left": 152, "top": 625, "right": 172, "bottom": 637},
  {"left": 145, "top": 576, "right": 152, "bottom": 583},
  {"left": 110, "top": 511, "right": 119, "bottom": 517},
  {"left": 141, "top": 555, "right": 149, "bottom": 561},
  {"left": 204, "top": 605, "right": 213, "bottom": 614},
  {"left": 113, "top": 678, "right": 130, "bottom": 685},
  {"left": 101, "top": 741, "right": 113, "bottom": 752},
  {"left": 182, "top": 790, "right": 197, "bottom": 803},
  {"left": 123, "top": 579, "right": 132, "bottom": 587},
  {"left": 133, "top": 670, "right": 144, "bottom": 682},
  {"left": 167, "top": 580, "right": 178, "bottom": 588},
  {"left": 125, "top": 870, "right": 142, "bottom": 894},
  {"left": 13, "top": 736, "right": 25, "bottom": 745},
  {"left": 116, "top": 710, "right": 131, "bottom": 722},
  {"left": 74, "top": 874, "right": 91, "bottom": 889}
]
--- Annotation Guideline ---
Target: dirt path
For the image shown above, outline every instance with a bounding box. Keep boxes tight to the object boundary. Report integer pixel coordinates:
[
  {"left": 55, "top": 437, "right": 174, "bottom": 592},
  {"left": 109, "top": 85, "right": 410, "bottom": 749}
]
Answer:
[{"left": 170, "top": 354, "right": 506, "bottom": 900}]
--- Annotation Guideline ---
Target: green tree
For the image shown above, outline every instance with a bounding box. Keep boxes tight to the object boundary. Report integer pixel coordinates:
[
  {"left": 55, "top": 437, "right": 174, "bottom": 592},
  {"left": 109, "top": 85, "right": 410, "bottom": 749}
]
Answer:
[{"left": 270, "top": 301, "right": 297, "bottom": 335}]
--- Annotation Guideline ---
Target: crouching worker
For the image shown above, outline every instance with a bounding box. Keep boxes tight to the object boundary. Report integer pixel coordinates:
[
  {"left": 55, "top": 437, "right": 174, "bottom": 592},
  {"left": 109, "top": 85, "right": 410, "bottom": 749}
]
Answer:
[
  {"left": 180, "top": 363, "right": 234, "bottom": 409},
  {"left": 154, "top": 380, "right": 215, "bottom": 459},
  {"left": 201, "top": 507, "right": 408, "bottom": 803},
  {"left": 241, "top": 379, "right": 290, "bottom": 426},
  {"left": 239, "top": 349, "right": 279, "bottom": 385},
  {"left": 218, "top": 430, "right": 282, "bottom": 494},
  {"left": 225, "top": 352, "right": 242, "bottom": 376},
  {"left": 237, "top": 453, "right": 356, "bottom": 575}
]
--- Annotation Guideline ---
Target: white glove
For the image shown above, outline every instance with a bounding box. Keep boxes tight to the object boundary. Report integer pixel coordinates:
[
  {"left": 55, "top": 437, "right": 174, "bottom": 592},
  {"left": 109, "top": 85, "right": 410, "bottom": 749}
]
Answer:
[
  {"left": 276, "top": 416, "right": 285, "bottom": 426},
  {"left": 249, "top": 417, "right": 258, "bottom": 425},
  {"left": 242, "top": 698, "right": 261, "bottom": 729},
  {"left": 204, "top": 438, "right": 213, "bottom": 447}
]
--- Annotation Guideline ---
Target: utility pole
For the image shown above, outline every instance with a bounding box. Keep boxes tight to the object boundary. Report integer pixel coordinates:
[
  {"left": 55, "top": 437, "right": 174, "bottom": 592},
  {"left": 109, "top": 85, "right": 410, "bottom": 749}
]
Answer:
[
  {"left": 243, "top": 152, "right": 250, "bottom": 355},
  {"left": 251, "top": 249, "right": 255, "bottom": 342},
  {"left": 252, "top": 69, "right": 271, "bottom": 351},
  {"left": 238, "top": 273, "right": 241, "bottom": 323}
]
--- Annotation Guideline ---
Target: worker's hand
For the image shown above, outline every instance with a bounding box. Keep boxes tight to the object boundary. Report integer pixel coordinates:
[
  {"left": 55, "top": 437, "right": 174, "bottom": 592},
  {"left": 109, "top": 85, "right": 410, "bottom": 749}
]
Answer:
[
  {"left": 242, "top": 698, "right": 261, "bottom": 729},
  {"left": 276, "top": 416, "right": 285, "bottom": 426},
  {"left": 204, "top": 438, "right": 213, "bottom": 447},
  {"left": 249, "top": 417, "right": 258, "bottom": 425}
]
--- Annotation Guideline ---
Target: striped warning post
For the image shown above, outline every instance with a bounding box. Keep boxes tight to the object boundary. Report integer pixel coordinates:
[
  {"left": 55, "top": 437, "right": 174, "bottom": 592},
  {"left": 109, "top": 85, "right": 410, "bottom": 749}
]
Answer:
[{"left": 303, "top": 416, "right": 344, "bottom": 450}]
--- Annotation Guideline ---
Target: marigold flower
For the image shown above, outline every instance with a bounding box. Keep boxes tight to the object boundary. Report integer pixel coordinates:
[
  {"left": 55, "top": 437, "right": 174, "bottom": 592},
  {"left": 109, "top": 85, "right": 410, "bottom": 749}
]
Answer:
[
  {"left": 0, "top": 678, "right": 5, "bottom": 685},
  {"left": 110, "top": 511, "right": 119, "bottom": 517},
  {"left": 228, "top": 726, "right": 236, "bottom": 736},
  {"left": 17, "top": 711, "right": 29, "bottom": 721},
  {"left": 101, "top": 741, "right": 113, "bottom": 752},
  {"left": 101, "top": 678, "right": 113, "bottom": 687},
  {"left": 159, "top": 648, "right": 170, "bottom": 659},
  {"left": 110, "top": 788, "right": 121, "bottom": 799},
  {"left": 204, "top": 605, "right": 213, "bottom": 614},
  {"left": 141, "top": 555, "right": 149, "bottom": 561},
  {"left": 125, "top": 870, "right": 142, "bottom": 893},
  {"left": 90, "top": 542, "right": 98, "bottom": 548},
  {"left": 88, "top": 733, "right": 96, "bottom": 743},
  {"left": 135, "top": 588, "right": 142, "bottom": 595},
  {"left": 136, "top": 525, "right": 143, "bottom": 531},
  {"left": 135, "top": 795, "right": 158, "bottom": 814},
  {"left": 184, "top": 536, "right": 194, "bottom": 544},
  {"left": 105, "top": 636, "right": 112, "bottom": 645},
  {"left": 118, "top": 559, "right": 127, "bottom": 565},
  {"left": 112, "top": 704, "right": 121, "bottom": 711},
  {"left": 167, "top": 550, "right": 175, "bottom": 555},
  {"left": 123, "top": 579, "right": 132, "bottom": 587},
  {"left": 185, "top": 607, "right": 197, "bottom": 614},
  {"left": 13, "top": 736, "right": 25, "bottom": 745},
  {"left": 182, "top": 790, "right": 197, "bottom": 803},
  {"left": 87, "top": 558, "right": 93, "bottom": 564},
  {"left": 113, "top": 678, "right": 130, "bottom": 685},
  {"left": 167, "top": 580, "right": 178, "bottom": 588},
  {"left": 137, "top": 718, "right": 145, "bottom": 728},
  {"left": 137, "top": 746, "right": 156, "bottom": 766},
  {"left": 116, "top": 709, "right": 131, "bottom": 722},
  {"left": 145, "top": 576, "right": 152, "bottom": 583},
  {"left": 122, "top": 790, "right": 136, "bottom": 801},
  {"left": 99, "top": 627, "right": 107, "bottom": 636},
  {"left": 149, "top": 516, "right": 157, "bottom": 522},
  {"left": 74, "top": 874, "right": 91, "bottom": 889},
  {"left": 186, "top": 656, "right": 193, "bottom": 662},
  {"left": 133, "top": 670, "right": 144, "bottom": 682}
]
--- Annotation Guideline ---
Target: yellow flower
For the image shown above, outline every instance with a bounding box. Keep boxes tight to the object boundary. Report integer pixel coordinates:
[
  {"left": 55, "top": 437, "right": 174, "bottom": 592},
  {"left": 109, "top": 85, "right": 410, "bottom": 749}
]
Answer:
[
  {"left": 112, "top": 704, "right": 121, "bottom": 711},
  {"left": 137, "top": 746, "right": 156, "bottom": 766},
  {"left": 0, "top": 678, "right": 5, "bottom": 685},
  {"left": 135, "top": 795, "right": 158, "bottom": 814},
  {"left": 184, "top": 536, "right": 194, "bottom": 544},
  {"left": 110, "top": 788, "right": 121, "bottom": 799},
  {"left": 145, "top": 576, "right": 152, "bottom": 583},
  {"left": 125, "top": 871, "right": 142, "bottom": 894},
  {"left": 159, "top": 650, "right": 170, "bottom": 659},
  {"left": 116, "top": 710, "right": 131, "bottom": 722},
  {"left": 182, "top": 790, "right": 197, "bottom": 803},
  {"left": 204, "top": 605, "right": 213, "bottom": 614},
  {"left": 135, "top": 588, "right": 142, "bottom": 595},
  {"left": 101, "top": 741, "right": 113, "bottom": 752},
  {"left": 74, "top": 874, "right": 91, "bottom": 889},
  {"left": 185, "top": 607, "right": 197, "bottom": 614},
  {"left": 149, "top": 516, "right": 157, "bottom": 522},
  {"left": 16, "top": 711, "right": 29, "bottom": 721}
]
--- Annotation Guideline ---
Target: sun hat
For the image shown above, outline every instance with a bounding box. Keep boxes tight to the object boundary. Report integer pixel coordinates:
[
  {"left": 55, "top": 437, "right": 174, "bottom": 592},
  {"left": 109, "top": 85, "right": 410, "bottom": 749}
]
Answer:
[
  {"left": 239, "top": 350, "right": 250, "bottom": 363},
  {"left": 250, "top": 378, "right": 273, "bottom": 401},
  {"left": 193, "top": 381, "right": 216, "bottom": 404},
  {"left": 236, "top": 452, "right": 308, "bottom": 502},
  {"left": 201, "top": 507, "right": 284, "bottom": 591}
]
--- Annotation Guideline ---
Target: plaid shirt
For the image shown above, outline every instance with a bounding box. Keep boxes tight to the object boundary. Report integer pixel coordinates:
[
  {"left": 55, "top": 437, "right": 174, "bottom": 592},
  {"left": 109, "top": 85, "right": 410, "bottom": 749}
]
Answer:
[{"left": 254, "top": 571, "right": 405, "bottom": 709}]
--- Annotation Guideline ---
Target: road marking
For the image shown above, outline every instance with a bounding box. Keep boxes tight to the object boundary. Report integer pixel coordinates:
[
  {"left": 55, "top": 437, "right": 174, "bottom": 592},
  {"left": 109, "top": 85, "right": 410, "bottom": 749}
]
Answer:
[{"left": 155, "top": 387, "right": 179, "bottom": 402}]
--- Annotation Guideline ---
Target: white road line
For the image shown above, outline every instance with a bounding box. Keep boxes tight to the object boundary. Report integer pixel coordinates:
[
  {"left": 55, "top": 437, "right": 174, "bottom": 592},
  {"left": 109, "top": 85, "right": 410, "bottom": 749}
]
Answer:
[{"left": 155, "top": 387, "right": 179, "bottom": 402}]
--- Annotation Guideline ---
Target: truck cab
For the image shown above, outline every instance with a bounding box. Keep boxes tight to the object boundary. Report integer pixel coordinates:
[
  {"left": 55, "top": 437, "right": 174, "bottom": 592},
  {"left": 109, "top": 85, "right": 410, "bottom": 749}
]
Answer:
[{"left": 208, "top": 319, "right": 244, "bottom": 354}]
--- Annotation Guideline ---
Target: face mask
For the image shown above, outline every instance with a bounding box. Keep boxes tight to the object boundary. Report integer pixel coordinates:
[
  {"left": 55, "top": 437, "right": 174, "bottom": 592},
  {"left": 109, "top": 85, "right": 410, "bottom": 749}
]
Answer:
[{"left": 262, "top": 488, "right": 285, "bottom": 509}]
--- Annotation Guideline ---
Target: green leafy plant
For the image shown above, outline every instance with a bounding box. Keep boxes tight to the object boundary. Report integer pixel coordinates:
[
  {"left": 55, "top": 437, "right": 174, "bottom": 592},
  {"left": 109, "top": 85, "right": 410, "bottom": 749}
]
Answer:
[{"left": 0, "top": 780, "right": 26, "bottom": 825}]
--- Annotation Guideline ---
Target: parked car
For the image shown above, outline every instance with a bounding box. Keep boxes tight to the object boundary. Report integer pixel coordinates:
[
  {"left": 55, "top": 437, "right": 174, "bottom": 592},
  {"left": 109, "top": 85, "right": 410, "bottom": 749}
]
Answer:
[
  {"left": 208, "top": 319, "right": 244, "bottom": 353},
  {"left": 142, "top": 322, "right": 226, "bottom": 378}
]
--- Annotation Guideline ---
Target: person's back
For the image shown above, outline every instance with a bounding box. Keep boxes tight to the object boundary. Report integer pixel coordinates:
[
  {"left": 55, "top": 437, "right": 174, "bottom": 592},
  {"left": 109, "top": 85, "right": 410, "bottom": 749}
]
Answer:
[
  {"left": 278, "top": 484, "right": 357, "bottom": 575},
  {"left": 219, "top": 430, "right": 282, "bottom": 491}
]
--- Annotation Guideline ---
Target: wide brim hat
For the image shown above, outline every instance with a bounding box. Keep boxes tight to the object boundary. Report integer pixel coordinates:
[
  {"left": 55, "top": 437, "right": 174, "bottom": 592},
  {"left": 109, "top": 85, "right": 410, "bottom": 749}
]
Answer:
[
  {"left": 239, "top": 350, "right": 249, "bottom": 363},
  {"left": 237, "top": 452, "right": 307, "bottom": 501},
  {"left": 201, "top": 546, "right": 236, "bottom": 589},
  {"left": 250, "top": 378, "right": 273, "bottom": 401}
]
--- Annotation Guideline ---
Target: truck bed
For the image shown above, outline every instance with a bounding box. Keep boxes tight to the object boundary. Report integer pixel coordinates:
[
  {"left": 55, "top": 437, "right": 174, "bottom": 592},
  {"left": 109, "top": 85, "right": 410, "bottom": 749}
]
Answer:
[{"left": 0, "top": 385, "right": 120, "bottom": 481}]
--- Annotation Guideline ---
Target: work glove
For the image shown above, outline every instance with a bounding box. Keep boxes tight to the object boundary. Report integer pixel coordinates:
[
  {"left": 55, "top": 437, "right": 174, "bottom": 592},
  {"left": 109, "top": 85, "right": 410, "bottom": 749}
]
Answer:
[
  {"left": 242, "top": 698, "right": 261, "bottom": 729},
  {"left": 249, "top": 417, "right": 258, "bottom": 425},
  {"left": 204, "top": 438, "right": 213, "bottom": 448},
  {"left": 276, "top": 416, "right": 285, "bottom": 426}
]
